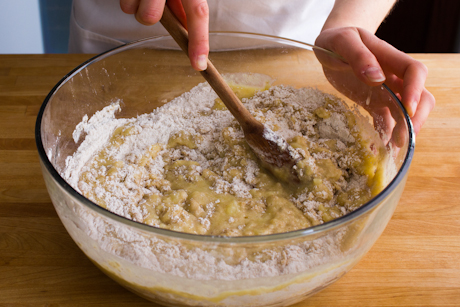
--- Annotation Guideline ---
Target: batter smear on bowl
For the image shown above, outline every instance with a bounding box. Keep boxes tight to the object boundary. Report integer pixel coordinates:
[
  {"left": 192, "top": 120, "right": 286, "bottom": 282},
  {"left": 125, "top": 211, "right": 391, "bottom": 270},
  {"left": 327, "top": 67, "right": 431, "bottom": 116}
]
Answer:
[{"left": 64, "top": 75, "right": 389, "bottom": 236}]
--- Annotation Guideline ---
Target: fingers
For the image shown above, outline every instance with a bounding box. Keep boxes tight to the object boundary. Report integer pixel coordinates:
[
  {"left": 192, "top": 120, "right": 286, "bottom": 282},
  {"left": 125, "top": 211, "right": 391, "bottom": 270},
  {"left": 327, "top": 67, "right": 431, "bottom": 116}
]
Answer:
[
  {"left": 120, "top": 0, "right": 209, "bottom": 72},
  {"left": 120, "top": 0, "right": 140, "bottom": 14},
  {"left": 119, "top": 0, "right": 185, "bottom": 27},
  {"left": 358, "top": 30, "right": 429, "bottom": 118},
  {"left": 371, "top": 106, "right": 395, "bottom": 144},
  {"left": 316, "top": 28, "right": 386, "bottom": 86},
  {"left": 377, "top": 66, "right": 435, "bottom": 137},
  {"left": 411, "top": 89, "right": 435, "bottom": 135},
  {"left": 120, "top": 0, "right": 166, "bottom": 25},
  {"left": 182, "top": 0, "right": 209, "bottom": 71},
  {"left": 317, "top": 27, "right": 434, "bottom": 137},
  {"left": 398, "top": 61, "right": 428, "bottom": 118}
]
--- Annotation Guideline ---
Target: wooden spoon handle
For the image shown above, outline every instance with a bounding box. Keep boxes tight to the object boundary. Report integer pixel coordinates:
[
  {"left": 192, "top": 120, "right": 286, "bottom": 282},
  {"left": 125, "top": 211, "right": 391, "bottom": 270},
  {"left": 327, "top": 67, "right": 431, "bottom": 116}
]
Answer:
[{"left": 160, "top": 5, "right": 262, "bottom": 132}]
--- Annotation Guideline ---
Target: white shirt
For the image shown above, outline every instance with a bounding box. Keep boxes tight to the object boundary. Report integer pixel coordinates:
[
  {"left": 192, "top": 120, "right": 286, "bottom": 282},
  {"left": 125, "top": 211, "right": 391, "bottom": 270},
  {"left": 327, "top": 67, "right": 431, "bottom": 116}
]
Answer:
[{"left": 69, "top": 0, "right": 334, "bottom": 54}]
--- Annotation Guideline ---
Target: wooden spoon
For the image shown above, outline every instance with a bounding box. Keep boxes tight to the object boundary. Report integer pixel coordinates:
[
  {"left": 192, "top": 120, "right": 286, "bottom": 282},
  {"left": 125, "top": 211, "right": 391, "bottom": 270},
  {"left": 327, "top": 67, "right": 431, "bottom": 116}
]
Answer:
[{"left": 160, "top": 6, "right": 301, "bottom": 182}]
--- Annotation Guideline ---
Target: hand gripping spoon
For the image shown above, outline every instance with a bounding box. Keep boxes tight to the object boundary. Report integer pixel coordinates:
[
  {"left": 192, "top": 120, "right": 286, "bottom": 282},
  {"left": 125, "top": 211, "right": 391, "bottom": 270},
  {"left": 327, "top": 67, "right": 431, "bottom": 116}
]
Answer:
[{"left": 160, "top": 6, "right": 301, "bottom": 182}]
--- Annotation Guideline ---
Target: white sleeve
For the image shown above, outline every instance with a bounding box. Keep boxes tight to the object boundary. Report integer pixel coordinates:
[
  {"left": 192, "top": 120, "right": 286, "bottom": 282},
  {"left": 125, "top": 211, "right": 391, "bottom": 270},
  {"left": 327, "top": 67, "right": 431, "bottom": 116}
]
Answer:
[{"left": 69, "top": 0, "right": 334, "bottom": 54}]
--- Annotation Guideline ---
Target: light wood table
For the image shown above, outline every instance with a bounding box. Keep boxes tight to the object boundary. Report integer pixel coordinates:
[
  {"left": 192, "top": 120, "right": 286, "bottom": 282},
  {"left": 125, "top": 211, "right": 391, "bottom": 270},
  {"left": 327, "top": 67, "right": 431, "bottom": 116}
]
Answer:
[{"left": 0, "top": 53, "right": 459, "bottom": 306}]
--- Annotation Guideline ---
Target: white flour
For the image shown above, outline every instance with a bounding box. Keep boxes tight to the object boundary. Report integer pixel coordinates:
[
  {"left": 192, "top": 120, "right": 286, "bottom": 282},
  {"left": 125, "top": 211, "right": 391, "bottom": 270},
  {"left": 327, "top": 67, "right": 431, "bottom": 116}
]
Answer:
[{"left": 62, "top": 80, "right": 389, "bottom": 283}]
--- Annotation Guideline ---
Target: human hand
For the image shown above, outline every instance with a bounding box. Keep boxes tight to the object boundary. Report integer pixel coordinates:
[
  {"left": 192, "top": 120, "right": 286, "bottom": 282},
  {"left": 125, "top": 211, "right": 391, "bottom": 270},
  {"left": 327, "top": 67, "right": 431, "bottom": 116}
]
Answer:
[
  {"left": 120, "top": 0, "right": 210, "bottom": 71},
  {"left": 315, "top": 27, "right": 435, "bottom": 138}
]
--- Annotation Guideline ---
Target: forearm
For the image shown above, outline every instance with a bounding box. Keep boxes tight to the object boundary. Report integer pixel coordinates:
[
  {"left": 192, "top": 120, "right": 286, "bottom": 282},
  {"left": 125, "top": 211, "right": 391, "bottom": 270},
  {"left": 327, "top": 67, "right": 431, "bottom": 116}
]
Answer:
[{"left": 322, "top": 0, "right": 398, "bottom": 33}]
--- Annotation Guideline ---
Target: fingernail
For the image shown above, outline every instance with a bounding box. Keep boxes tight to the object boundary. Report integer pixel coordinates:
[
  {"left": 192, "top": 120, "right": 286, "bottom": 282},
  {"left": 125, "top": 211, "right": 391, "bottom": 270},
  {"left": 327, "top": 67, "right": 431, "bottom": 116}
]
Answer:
[
  {"left": 408, "top": 101, "right": 417, "bottom": 117},
  {"left": 196, "top": 55, "right": 208, "bottom": 71},
  {"left": 364, "top": 67, "right": 385, "bottom": 83}
]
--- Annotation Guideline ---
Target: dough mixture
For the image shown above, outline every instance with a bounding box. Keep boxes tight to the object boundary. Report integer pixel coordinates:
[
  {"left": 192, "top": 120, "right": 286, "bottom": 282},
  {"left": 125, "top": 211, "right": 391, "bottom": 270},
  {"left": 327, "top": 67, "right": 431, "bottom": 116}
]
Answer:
[{"left": 64, "top": 75, "right": 388, "bottom": 236}]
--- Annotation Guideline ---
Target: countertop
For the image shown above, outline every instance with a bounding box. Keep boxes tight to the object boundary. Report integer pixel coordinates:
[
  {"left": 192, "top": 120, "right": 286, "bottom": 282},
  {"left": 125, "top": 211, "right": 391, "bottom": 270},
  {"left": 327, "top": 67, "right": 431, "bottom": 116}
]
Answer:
[{"left": 0, "top": 53, "right": 459, "bottom": 306}]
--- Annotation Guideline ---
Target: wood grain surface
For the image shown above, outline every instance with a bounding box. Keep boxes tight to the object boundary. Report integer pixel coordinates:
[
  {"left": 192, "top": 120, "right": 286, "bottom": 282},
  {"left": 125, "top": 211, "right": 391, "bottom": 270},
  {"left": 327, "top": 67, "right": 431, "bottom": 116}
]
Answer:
[{"left": 0, "top": 53, "right": 459, "bottom": 306}]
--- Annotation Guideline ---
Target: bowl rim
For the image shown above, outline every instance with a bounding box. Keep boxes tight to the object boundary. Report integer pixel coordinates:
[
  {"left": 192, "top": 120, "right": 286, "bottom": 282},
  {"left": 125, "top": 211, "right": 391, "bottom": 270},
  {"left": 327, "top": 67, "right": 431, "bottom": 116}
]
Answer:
[{"left": 35, "top": 32, "right": 415, "bottom": 244}]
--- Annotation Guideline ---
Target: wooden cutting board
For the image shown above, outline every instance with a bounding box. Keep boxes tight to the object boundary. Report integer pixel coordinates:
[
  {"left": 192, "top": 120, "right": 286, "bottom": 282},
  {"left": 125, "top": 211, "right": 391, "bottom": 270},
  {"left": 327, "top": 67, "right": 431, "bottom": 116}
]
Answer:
[{"left": 0, "top": 53, "right": 459, "bottom": 306}]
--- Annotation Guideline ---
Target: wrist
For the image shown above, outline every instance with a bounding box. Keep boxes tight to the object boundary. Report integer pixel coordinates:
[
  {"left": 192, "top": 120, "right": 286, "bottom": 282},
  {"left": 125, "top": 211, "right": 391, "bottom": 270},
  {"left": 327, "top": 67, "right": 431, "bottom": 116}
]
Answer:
[{"left": 322, "top": 0, "right": 397, "bottom": 34}]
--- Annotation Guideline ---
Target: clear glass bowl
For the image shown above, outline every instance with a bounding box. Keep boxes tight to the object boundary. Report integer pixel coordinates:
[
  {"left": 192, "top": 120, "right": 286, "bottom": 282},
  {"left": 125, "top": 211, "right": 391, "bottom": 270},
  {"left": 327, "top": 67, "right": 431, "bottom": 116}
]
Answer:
[{"left": 35, "top": 33, "right": 414, "bottom": 307}]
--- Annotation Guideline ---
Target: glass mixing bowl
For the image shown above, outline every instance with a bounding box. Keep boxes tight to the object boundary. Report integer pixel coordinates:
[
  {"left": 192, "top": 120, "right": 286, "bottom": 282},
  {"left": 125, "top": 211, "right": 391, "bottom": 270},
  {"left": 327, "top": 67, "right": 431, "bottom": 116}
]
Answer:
[{"left": 36, "top": 33, "right": 414, "bottom": 307}]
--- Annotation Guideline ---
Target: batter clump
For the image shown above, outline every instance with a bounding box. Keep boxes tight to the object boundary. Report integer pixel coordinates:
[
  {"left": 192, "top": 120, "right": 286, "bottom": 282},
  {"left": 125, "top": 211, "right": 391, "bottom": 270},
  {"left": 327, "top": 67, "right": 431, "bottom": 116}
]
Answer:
[{"left": 65, "top": 77, "right": 388, "bottom": 236}]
